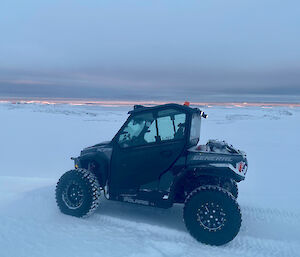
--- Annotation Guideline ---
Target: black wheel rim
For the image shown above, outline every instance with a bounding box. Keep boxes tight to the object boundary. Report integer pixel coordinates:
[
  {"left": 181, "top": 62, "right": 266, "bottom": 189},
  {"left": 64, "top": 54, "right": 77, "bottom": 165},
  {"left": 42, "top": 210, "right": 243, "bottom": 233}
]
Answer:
[
  {"left": 62, "top": 181, "right": 84, "bottom": 209},
  {"left": 197, "top": 202, "right": 227, "bottom": 231}
]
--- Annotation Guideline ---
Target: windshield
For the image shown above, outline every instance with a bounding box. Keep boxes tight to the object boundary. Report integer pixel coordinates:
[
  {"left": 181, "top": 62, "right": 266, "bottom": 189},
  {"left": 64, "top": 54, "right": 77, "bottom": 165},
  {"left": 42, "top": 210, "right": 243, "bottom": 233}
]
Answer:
[{"left": 189, "top": 113, "right": 201, "bottom": 145}]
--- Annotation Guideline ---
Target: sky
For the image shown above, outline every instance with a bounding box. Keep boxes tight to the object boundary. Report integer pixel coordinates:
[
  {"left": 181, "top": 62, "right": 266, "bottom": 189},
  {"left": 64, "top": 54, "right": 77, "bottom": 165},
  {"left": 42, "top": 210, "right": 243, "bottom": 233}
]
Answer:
[{"left": 0, "top": 0, "right": 300, "bottom": 102}]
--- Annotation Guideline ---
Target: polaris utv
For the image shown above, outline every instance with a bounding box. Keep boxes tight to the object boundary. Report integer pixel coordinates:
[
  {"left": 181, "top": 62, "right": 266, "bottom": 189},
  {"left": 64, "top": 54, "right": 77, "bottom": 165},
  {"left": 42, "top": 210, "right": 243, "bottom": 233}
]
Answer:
[{"left": 56, "top": 103, "right": 248, "bottom": 246}]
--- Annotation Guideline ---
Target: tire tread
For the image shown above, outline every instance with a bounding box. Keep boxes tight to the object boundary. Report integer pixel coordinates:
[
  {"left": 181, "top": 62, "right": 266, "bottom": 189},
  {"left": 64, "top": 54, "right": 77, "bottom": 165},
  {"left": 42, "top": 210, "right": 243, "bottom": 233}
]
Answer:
[
  {"left": 55, "top": 168, "right": 101, "bottom": 217},
  {"left": 183, "top": 185, "right": 242, "bottom": 245}
]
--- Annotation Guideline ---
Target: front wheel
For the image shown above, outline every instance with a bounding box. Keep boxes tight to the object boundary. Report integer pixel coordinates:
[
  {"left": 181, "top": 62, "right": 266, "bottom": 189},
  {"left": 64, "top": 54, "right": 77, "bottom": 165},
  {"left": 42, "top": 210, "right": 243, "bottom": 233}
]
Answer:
[
  {"left": 183, "top": 185, "right": 242, "bottom": 246},
  {"left": 55, "top": 169, "right": 101, "bottom": 217}
]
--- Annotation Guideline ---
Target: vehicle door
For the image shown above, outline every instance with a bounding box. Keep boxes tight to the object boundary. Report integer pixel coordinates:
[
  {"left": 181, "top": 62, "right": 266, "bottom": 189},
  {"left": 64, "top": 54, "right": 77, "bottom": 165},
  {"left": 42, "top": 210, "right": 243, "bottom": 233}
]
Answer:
[{"left": 110, "top": 109, "right": 187, "bottom": 193}]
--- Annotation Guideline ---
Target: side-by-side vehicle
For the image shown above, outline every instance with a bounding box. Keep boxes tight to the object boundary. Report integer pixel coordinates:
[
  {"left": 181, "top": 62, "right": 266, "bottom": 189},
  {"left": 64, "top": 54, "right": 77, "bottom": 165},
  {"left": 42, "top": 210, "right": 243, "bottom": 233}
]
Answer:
[{"left": 56, "top": 103, "right": 248, "bottom": 245}]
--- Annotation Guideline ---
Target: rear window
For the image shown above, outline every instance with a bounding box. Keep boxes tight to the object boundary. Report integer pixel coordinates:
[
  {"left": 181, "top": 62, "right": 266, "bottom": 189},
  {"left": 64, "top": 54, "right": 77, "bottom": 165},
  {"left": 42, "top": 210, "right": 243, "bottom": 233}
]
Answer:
[{"left": 190, "top": 113, "right": 201, "bottom": 145}]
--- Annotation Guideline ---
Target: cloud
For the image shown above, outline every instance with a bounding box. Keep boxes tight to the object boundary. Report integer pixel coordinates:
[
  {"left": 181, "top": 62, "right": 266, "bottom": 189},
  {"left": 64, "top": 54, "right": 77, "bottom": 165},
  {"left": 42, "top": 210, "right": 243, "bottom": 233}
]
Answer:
[
  {"left": 0, "top": 0, "right": 300, "bottom": 101},
  {"left": 0, "top": 67, "right": 299, "bottom": 102}
]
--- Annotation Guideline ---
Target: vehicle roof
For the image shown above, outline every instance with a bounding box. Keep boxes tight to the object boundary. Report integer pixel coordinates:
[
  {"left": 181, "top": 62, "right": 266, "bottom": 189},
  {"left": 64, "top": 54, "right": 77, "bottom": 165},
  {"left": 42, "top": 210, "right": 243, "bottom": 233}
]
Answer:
[{"left": 128, "top": 103, "right": 201, "bottom": 115}]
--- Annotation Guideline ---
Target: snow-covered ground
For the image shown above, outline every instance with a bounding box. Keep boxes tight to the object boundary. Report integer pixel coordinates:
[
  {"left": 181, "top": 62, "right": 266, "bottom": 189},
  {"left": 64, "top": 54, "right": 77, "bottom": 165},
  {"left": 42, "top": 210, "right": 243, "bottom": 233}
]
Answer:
[{"left": 0, "top": 102, "right": 300, "bottom": 257}]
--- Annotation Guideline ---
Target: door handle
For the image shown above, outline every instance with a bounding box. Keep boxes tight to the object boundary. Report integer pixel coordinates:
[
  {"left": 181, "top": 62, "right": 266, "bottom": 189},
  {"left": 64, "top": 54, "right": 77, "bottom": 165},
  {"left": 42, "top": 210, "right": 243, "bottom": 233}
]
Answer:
[{"left": 160, "top": 150, "right": 172, "bottom": 158}]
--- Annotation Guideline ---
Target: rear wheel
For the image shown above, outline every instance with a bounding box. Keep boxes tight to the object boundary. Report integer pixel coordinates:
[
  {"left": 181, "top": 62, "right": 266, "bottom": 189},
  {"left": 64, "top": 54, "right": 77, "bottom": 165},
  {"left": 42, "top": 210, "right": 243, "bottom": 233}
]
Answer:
[
  {"left": 183, "top": 185, "right": 241, "bottom": 246},
  {"left": 55, "top": 169, "right": 101, "bottom": 217}
]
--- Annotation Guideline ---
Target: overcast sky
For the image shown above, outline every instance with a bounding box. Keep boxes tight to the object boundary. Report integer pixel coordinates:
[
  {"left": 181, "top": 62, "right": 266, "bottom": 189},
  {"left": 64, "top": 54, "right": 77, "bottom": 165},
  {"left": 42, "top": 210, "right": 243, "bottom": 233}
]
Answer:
[{"left": 0, "top": 0, "right": 300, "bottom": 101}]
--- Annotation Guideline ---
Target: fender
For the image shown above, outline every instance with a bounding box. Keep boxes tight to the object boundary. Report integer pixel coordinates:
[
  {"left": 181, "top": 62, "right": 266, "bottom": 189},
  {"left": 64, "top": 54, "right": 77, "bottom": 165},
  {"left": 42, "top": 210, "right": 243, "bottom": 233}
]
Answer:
[
  {"left": 166, "top": 165, "right": 244, "bottom": 205},
  {"left": 192, "top": 166, "right": 245, "bottom": 182},
  {"left": 77, "top": 152, "right": 110, "bottom": 186}
]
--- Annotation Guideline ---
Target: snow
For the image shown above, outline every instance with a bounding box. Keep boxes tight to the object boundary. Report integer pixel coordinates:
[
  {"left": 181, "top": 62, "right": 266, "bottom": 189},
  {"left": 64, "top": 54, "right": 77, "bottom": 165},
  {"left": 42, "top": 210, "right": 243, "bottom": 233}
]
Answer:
[{"left": 0, "top": 102, "right": 300, "bottom": 257}]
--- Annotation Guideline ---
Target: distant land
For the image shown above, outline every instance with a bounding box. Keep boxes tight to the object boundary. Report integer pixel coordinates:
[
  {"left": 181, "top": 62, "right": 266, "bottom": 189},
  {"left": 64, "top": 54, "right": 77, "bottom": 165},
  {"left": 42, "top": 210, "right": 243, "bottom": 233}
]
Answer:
[{"left": 0, "top": 96, "right": 299, "bottom": 107}]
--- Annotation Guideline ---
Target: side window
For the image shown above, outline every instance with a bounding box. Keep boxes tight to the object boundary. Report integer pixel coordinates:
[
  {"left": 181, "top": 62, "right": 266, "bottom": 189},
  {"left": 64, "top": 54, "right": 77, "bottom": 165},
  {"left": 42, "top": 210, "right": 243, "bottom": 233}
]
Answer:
[
  {"left": 118, "top": 113, "right": 157, "bottom": 148},
  {"left": 157, "top": 116, "right": 174, "bottom": 141},
  {"left": 157, "top": 109, "right": 186, "bottom": 141},
  {"left": 144, "top": 119, "right": 157, "bottom": 143}
]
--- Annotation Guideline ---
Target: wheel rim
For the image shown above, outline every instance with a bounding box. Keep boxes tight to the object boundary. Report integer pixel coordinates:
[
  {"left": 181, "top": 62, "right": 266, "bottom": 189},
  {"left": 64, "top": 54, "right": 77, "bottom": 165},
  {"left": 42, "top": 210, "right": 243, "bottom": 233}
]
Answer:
[
  {"left": 197, "top": 202, "right": 227, "bottom": 231},
  {"left": 62, "top": 181, "right": 84, "bottom": 209}
]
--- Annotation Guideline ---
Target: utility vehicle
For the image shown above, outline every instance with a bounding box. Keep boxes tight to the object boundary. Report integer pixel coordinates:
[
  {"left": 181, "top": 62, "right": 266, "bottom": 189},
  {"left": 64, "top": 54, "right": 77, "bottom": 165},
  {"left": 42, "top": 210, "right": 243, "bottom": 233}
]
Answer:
[{"left": 56, "top": 103, "right": 248, "bottom": 245}]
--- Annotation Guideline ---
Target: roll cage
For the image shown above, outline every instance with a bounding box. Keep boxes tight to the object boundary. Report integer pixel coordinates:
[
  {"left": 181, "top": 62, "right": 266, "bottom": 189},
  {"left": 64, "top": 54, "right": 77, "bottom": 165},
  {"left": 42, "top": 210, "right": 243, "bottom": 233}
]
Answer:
[{"left": 112, "top": 103, "right": 203, "bottom": 148}]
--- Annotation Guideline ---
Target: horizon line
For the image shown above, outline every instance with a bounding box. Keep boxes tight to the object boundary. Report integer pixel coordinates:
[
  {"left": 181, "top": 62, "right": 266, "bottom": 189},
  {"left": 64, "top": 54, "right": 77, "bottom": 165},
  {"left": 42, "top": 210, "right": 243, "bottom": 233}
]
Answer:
[{"left": 0, "top": 96, "right": 300, "bottom": 107}]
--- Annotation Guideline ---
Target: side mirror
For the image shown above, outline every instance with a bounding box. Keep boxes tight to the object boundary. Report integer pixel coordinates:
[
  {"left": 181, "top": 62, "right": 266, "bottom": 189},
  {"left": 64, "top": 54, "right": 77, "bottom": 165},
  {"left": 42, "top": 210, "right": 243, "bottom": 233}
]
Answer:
[{"left": 200, "top": 111, "right": 208, "bottom": 119}]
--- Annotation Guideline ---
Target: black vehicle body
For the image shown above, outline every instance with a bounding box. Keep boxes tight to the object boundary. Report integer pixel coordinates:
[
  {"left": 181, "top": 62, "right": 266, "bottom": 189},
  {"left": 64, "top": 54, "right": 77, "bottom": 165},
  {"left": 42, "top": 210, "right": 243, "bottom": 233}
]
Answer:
[{"left": 73, "top": 103, "right": 248, "bottom": 208}]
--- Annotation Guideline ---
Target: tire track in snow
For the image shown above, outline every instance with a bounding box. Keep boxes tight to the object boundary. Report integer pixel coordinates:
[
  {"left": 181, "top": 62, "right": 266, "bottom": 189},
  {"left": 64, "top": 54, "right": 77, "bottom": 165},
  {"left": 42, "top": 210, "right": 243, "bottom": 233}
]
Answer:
[
  {"left": 89, "top": 202, "right": 300, "bottom": 257},
  {"left": 1, "top": 183, "right": 300, "bottom": 257}
]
